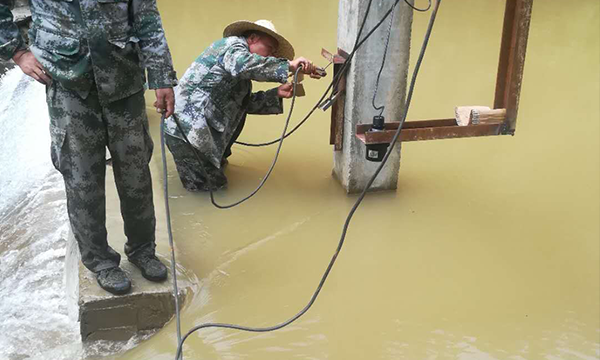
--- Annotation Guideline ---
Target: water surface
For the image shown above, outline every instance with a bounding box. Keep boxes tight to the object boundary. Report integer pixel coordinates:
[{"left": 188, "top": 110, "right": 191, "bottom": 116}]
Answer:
[
  {"left": 1, "top": 0, "right": 598, "bottom": 359},
  {"left": 127, "top": 1, "right": 599, "bottom": 359}
]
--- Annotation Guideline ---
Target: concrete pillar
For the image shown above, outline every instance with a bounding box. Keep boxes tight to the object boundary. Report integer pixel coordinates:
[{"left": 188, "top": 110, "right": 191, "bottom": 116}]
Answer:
[{"left": 333, "top": 0, "right": 412, "bottom": 193}]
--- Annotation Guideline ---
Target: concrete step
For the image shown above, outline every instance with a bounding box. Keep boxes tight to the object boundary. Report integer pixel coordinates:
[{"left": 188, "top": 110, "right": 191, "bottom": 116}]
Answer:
[{"left": 66, "top": 232, "right": 194, "bottom": 342}]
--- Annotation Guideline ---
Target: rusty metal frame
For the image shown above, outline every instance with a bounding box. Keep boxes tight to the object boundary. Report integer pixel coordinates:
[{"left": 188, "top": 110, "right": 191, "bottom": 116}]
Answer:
[
  {"left": 356, "top": 119, "right": 503, "bottom": 143},
  {"left": 494, "top": 0, "right": 533, "bottom": 135},
  {"left": 353, "top": 0, "right": 533, "bottom": 146},
  {"left": 322, "top": 48, "right": 350, "bottom": 150}
]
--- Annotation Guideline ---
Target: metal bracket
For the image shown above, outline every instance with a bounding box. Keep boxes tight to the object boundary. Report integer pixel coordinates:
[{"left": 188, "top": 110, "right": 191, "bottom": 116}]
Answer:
[
  {"left": 354, "top": 0, "right": 532, "bottom": 146},
  {"left": 322, "top": 48, "right": 350, "bottom": 151}
]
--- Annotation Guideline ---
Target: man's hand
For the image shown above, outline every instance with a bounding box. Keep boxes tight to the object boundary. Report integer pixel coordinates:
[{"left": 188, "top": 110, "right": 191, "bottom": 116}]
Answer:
[
  {"left": 289, "top": 57, "right": 316, "bottom": 76},
  {"left": 12, "top": 50, "right": 52, "bottom": 85},
  {"left": 154, "top": 88, "right": 175, "bottom": 118},
  {"left": 277, "top": 83, "right": 294, "bottom": 99}
]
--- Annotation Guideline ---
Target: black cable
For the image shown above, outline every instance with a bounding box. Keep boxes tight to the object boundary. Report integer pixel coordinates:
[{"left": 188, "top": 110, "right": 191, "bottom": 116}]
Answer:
[
  {"left": 354, "top": 0, "right": 375, "bottom": 49},
  {"left": 185, "top": 0, "right": 382, "bottom": 211},
  {"left": 235, "top": 0, "right": 394, "bottom": 148},
  {"left": 235, "top": 0, "right": 374, "bottom": 148},
  {"left": 236, "top": 0, "right": 430, "bottom": 148},
  {"left": 403, "top": 0, "right": 432, "bottom": 12},
  {"left": 210, "top": 68, "right": 301, "bottom": 209},
  {"left": 372, "top": 0, "right": 398, "bottom": 115},
  {"left": 159, "top": 113, "right": 183, "bottom": 350},
  {"left": 173, "top": 1, "right": 441, "bottom": 358},
  {"left": 169, "top": 67, "right": 302, "bottom": 209}
]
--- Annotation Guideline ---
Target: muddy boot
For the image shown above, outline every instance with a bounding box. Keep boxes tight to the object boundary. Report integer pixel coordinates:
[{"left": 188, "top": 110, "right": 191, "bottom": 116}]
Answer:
[
  {"left": 128, "top": 254, "right": 168, "bottom": 282},
  {"left": 96, "top": 267, "right": 132, "bottom": 295}
]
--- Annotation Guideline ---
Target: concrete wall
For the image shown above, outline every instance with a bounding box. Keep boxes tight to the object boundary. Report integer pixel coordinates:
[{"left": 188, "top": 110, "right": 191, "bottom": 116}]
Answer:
[{"left": 333, "top": 0, "right": 412, "bottom": 193}]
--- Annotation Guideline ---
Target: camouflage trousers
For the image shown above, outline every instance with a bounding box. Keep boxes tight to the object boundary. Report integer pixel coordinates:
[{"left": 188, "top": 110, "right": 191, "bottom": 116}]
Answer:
[
  {"left": 165, "top": 134, "right": 228, "bottom": 192},
  {"left": 47, "top": 81, "right": 156, "bottom": 273},
  {"left": 165, "top": 114, "right": 246, "bottom": 192}
]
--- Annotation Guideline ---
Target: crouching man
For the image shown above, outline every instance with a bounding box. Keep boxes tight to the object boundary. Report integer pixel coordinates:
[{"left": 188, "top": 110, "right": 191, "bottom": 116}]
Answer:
[{"left": 164, "top": 20, "right": 320, "bottom": 192}]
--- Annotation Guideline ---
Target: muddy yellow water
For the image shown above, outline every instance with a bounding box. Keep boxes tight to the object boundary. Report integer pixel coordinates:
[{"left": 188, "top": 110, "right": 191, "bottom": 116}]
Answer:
[{"left": 120, "top": 1, "right": 599, "bottom": 359}]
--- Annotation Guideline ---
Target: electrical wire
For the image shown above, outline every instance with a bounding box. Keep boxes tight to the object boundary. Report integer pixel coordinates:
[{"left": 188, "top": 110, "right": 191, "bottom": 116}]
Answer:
[
  {"left": 372, "top": 0, "right": 398, "bottom": 116},
  {"left": 235, "top": 0, "right": 388, "bottom": 148},
  {"left": 403, "top": 0, "right": 432, "bottom": 12},
  {"left": 173, "top": 0, "right": 386, "bottom": 209},
  {"left": 170, "top": 66, "right": 302, "bottom": 209},
  {"left": 167, "top": 0, "right": 442, "bottom": 358},
  {"left": 169, "top": 9, "right": 380, "bottom": 208},
  {"left": 159, "top": 113, "right": 183, "bottom": 350},
  {"left": 236, "top": 0, "right": 429, "bottom": 148},
  {"left": 354, "top": 0, "right": 375, "bottom": 50}
]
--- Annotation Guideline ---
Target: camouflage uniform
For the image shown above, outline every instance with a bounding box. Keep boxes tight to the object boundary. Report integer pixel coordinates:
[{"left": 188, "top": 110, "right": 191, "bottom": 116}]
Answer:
[
  {"left": 0, "top": 0, "right": 177, "bottom": 272},
  {"left": 164, "top": 36, "right": 288, "bottom": 191}
]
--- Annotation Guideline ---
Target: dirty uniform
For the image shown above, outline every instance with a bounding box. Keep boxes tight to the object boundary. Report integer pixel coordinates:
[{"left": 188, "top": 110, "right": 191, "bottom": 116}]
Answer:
[
  {"left": 164, "top": 36, "right": 288, "bottom": 191},
  {"left": 0, "top": 0, "right": 177, "bottom": 272}
]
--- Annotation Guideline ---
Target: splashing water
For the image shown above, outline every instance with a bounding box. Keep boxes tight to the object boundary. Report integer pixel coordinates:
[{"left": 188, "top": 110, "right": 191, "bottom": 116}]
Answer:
[
  {"left": 0, "top": 69, "right": 52, "bottom": 216},
  {"left": 0, "top": 68, "right": 82, "bottom": 360}
]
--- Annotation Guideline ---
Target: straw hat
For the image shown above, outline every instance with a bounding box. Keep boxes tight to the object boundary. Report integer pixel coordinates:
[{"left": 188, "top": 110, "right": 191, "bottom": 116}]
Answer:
[{"left": 223, "top": 19, "right": 295, "bottom": 60}]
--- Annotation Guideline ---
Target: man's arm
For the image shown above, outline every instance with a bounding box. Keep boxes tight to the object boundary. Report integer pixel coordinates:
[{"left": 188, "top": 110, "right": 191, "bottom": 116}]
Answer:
[
  {"left": 221, "top": 42, "right": 289, "bottom": 83},
  {"left": 0, "top": 3, "right": 26, "bottom": 61},
  {"left": 130, "top": 0, "right": 176, "bottom": 116},
  {"left": 0, "top": 4, "right": 51, "bottom": 84}
]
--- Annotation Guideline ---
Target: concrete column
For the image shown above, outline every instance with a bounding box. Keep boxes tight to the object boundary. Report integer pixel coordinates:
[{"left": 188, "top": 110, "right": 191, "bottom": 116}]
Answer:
[{"left": 333, "top": 0, "right": 412, "bottom": 193}]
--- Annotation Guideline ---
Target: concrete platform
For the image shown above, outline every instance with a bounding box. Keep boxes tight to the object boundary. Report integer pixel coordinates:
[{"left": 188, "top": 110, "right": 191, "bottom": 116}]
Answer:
[
  {"left": 66, "top": 236, "right": 193, "bottom": 341},
  {"left": 65, "top": 160, "right": 198, "bottom": 342}
]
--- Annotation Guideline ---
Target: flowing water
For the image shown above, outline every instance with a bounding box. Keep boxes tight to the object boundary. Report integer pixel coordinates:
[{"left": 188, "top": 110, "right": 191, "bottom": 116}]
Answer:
[
  {"left": 0, "top": 70, "right": 79, "bottom": 360},
  {"left": 1, "top": 0, "right": 598, "bottom": 359}
]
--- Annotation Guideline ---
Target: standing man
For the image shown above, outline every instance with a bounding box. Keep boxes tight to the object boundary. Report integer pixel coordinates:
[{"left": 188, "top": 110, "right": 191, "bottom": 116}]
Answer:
[
  {"left": 164, "top": 20, "right": 321, "bottom": 192},
  {"left": 0, "top": 0, "right": 177, "bottom": 295}
]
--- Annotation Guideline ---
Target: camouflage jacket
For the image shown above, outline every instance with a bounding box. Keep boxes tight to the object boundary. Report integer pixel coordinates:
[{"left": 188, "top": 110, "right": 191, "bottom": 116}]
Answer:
[
  {"left": 165, "top": 36, "right": 289, "bottom": 169},
  {"left": 0, "top": 0, "right": 177, "bottom": 104}
]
